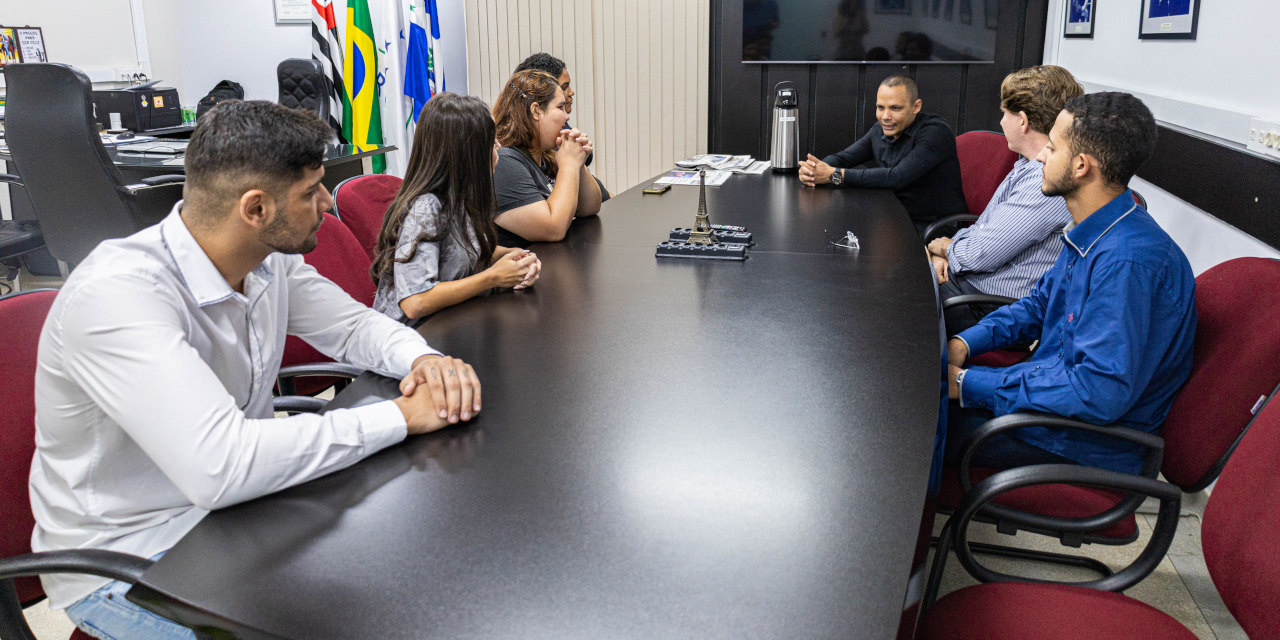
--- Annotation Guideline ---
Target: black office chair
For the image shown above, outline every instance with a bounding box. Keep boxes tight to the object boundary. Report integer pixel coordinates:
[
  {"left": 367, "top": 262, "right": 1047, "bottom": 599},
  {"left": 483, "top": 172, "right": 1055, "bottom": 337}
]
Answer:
[
  {"left": 277, "top": 59, "right": 330, "bottom": 121},
  {"left": 0, "top": 180, "right": 44, "bottom": 292},
  {"left": 1, "top": 64, "right": 185, "bottom": 267}
]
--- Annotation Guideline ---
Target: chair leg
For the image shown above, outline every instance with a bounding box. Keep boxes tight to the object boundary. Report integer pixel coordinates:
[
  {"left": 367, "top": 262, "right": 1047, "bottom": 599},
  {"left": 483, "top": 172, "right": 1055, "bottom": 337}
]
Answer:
[
  {"left": 922, "top": 519, "right": 956, "bottom": 611},
  {"left": 0, "top": 578, "right": 38, "bottom": 640},
  {"left": 928, "top": 535, "right": 1114, "bottom": 578}
]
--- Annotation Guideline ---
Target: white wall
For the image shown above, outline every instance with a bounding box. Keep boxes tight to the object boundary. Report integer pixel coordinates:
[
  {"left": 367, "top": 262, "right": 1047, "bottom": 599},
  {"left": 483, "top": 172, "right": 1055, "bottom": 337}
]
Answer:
[
  {"left": 173, "top": 0, "right": 468, "bottom": 103},
  {"left": 140, "top": 0, "right": 186, "bottom": 99},
  {"left": 1042, "top": 0, "right": 1280, "bottom": 273},
  {"left": 1044, "top": 0, "right": 1280, "bottom": 145},
  {"left": 174, "top": 1, "right": 312, "bottom": 102},
  {"left": 0, "top": 0, "right": 144, "bottom": 84}
]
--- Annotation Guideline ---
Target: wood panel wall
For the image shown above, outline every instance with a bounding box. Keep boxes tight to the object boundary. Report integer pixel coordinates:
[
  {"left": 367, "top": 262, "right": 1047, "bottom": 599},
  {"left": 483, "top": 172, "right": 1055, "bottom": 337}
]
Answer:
[{"left": 464, "top": 0, "right": 711, "bottom": 195}]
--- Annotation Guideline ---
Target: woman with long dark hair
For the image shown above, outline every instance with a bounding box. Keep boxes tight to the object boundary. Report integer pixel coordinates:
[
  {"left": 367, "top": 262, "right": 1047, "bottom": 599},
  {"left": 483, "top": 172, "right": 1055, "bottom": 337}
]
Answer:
[
  {"left": 371, "top": 93, "right": 542, "bottom": 324},
  {"left": 490, "top": 69, "right": 601, "bottom": 247}
]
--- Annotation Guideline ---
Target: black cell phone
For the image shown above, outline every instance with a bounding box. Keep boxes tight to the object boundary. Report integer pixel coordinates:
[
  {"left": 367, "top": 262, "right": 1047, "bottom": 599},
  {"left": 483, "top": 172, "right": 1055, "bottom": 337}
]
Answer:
[{"left": 642, "top": 183, "right": 671, "bottom": 194}]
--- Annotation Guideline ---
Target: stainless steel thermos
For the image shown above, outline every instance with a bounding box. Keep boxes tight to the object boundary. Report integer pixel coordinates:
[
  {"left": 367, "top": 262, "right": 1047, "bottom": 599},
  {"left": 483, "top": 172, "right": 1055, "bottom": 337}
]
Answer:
[{"left": 770, "top": 82, "right": 799, "bottom": 173}]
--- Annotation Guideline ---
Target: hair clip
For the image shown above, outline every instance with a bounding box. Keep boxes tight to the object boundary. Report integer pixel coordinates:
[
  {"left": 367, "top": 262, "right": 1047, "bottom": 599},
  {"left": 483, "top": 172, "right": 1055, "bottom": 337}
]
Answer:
[{"left": 508, "top": 82, "right": 530, "bottom": 101}]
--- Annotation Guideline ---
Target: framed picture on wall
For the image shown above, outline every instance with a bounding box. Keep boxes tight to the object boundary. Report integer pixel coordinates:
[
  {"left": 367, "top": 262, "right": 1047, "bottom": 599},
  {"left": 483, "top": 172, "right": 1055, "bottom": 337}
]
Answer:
[
  {"left": 273, "top": 0, "right": 311, "bottom": 24},
  {"left": 16, "top": 27, "right": 47, "bottom": 63},
  {"left": 1064, "top": 0, "right": 1095, "bottom": 38},
  {"left": 0, "top": 27, "right": 22, "bottom": 66},
  {"left": 1139, "top": 0, "right": 1199, "bottom": 40}
]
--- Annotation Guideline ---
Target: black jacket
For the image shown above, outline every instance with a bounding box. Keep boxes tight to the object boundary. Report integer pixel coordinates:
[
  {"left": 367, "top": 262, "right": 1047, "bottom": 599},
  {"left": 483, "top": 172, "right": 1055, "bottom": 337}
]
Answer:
[{"left": 823, "top": 112, "right": 967, "bottom": 223}]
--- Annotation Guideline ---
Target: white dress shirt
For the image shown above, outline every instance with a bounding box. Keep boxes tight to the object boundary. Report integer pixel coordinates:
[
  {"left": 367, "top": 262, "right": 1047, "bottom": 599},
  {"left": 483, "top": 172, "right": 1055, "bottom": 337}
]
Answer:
[{"left": 30, "top": 204, "right": 439, "bottom": 609}]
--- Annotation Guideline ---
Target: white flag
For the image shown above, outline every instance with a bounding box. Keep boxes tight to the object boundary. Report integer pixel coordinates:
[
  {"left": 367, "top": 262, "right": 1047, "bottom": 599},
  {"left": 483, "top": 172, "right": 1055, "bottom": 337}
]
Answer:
[
  {"left": 311, "top": 0, "right": 345, "bottom": 138},
  {"left": 377, "top": 0, "right": 414, "bottom": 177}
]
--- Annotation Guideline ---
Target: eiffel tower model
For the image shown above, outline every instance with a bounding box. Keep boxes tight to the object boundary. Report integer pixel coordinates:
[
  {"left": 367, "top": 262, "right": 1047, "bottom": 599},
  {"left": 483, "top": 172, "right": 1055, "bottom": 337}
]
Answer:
[{"left": 686, "top": 169, "right": 715, "bottom": 245}]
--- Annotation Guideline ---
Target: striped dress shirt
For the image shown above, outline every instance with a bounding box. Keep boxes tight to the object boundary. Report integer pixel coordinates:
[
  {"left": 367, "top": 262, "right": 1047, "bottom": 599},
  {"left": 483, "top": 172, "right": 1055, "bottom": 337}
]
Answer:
[{"left": 947, "top": 157, "right": 1072, "bottom": 299}]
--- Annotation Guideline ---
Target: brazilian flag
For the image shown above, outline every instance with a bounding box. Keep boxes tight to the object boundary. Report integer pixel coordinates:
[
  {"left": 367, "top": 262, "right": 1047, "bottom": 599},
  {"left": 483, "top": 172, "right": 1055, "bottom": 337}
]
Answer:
[{"left": 343, "top": 0, "right": 385, "bottom": 174}]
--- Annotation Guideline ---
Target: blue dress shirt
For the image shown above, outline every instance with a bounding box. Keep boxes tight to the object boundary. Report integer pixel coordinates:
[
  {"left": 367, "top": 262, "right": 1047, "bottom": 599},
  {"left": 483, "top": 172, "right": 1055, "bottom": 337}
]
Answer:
[{"left": 956, "top": 190, "right": 1197, "bottom": 474}]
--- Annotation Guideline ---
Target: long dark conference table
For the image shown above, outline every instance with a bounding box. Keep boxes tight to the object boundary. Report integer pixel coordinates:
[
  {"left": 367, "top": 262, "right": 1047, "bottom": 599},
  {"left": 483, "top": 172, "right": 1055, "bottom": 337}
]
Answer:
[{"left": 126, "top": 171, "right": 947, "bottom": 639}]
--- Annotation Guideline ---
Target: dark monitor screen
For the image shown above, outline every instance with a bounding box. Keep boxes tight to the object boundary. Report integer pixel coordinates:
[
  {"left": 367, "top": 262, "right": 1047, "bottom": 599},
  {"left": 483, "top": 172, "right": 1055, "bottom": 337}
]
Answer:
[{"left": 743, "top": 0, "right": 998, "bottom": 63}]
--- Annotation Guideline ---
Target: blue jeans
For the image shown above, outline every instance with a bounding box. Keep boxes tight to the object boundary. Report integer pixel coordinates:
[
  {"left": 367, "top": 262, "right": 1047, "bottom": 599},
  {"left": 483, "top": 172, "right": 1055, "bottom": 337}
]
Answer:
[
  {"left": 64, "top": 553, "right": 195, "bottom": 640},
  {"left": 945, "top": 402, "right": 1078, "bottom": 468}
]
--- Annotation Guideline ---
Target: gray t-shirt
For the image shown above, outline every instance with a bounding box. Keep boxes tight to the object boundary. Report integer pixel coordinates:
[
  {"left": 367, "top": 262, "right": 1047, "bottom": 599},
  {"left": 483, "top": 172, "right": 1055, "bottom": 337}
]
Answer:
[
  {"left": 493, "top": 147, "right": 553, "bottom": 248},
  {"left": 492, "top": 146, "right": 610, "bottom": 248},
  {"left": 373, "top": 193, "right": 481, "bottom": 323}
]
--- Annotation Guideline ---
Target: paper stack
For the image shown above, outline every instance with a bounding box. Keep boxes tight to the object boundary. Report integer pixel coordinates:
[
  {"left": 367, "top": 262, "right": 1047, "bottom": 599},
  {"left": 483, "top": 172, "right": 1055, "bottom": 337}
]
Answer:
[{"left": 675, "top": 154, "right": 769, "bottom": 174}]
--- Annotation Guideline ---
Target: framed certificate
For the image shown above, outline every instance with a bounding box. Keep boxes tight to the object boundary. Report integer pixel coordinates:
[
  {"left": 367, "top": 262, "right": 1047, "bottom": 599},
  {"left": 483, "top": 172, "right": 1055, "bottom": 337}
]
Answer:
[
  {"left": 1064, "top": 0, "right": 1095, "bottom": 39},
  {"left": 1139, "top": 0, "right": 1199, "bottom": 40},
  {"left": 274, "top": 0, "right": 311, "bottom": 24},
  {"left": 16, "top": 27, "right": 47, "bottom": 63}
]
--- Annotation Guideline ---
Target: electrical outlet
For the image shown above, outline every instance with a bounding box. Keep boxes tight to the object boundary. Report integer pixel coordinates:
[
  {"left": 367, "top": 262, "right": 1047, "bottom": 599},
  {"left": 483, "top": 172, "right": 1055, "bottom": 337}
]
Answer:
[{"left": 1247, "top": 119, "right": 1280, "bottom": 159}]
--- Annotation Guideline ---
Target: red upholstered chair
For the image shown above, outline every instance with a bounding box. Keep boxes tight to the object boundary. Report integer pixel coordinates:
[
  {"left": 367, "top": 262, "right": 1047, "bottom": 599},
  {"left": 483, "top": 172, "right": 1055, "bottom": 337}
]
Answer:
[
  {"left": 928, "top": 132, "right": 1027, "bottom": 366},
  {"left": 331, "top": 174, "right": 403, "bottom": 261},
  {"left": 917, "top": 379, "right": 1280, "bottom": 640},
  {"left": 922, "top": 131, "right": 1019, "bottom": 243},
  {"left": 1131, "top": 188, "right": 1148, "bottom": 210},
  {"left": 942, "top": 293, "right": 1032, "bottom": 369},
  {"left": 276, "top": 212, "right": 376, "bottom": 398},
  {"left": 924, "top": 257, "right": 1280, "bottom": 604},
  {"left": 0, "top": 289, "right": 143, "bottom": 640}
]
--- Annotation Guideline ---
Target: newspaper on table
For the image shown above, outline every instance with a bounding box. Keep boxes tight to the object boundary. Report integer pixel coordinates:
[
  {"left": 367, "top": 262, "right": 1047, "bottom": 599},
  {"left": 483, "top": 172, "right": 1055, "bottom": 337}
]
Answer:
[
  {"left": 675, "top": 154, "right": 759, "bottom": 173},
  {"left": 653, "top": 170, "right": 732, "bottom": 187}
]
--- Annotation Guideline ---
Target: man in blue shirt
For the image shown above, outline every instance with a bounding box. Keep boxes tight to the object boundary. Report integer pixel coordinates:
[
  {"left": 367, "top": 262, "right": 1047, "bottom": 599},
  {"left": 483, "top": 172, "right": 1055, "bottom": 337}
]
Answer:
[{"left": 946, "top": 92, "right": 1196, "bottom": 475}]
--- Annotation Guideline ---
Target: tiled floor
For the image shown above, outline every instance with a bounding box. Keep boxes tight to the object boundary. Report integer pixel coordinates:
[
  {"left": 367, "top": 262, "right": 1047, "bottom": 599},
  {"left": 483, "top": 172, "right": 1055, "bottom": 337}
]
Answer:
[{"left": 8, "top": 272, "right": 1247, "bottom": 639}]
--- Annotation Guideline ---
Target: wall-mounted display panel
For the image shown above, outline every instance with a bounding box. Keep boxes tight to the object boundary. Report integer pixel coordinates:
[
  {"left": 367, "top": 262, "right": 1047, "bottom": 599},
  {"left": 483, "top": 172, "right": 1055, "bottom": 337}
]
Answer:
[{"left": 742, "top": 0, "right": 998, "bottom": 62}]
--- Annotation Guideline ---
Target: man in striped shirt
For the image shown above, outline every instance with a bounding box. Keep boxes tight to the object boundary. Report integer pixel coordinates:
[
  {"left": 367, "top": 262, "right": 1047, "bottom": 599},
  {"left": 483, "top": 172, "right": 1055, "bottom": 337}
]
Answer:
[{"left": 927, "top": 66, "right": 1084, "bottom": 335}]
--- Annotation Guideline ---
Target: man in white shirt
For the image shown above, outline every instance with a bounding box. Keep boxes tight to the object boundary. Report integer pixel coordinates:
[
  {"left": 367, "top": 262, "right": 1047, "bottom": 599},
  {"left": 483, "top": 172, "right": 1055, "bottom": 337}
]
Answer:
[{"left": 30, "top": 100, "right": 480, "bottom": 639}]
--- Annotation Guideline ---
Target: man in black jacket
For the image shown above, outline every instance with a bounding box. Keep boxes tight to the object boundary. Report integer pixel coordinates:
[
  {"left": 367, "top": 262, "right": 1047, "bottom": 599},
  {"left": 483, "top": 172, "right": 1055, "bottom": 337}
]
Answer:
[{"left": 800, "top": 75, "right": 967, "bottom": 231}]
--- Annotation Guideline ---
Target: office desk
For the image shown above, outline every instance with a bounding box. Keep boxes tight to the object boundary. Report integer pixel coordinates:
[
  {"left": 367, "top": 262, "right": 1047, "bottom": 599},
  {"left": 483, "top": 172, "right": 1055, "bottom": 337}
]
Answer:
[
  {"left": 128, "top": 172, "right": 946, "bottom": 640},
  {"left": 0, "top": 144, "right": 394, "bottom": 192}
]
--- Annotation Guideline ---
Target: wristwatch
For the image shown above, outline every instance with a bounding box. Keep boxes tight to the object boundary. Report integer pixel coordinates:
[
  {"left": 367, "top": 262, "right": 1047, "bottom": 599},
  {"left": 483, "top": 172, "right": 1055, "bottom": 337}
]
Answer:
[{"left": 830, "top": 168, "right": 845, "bottom": 186}]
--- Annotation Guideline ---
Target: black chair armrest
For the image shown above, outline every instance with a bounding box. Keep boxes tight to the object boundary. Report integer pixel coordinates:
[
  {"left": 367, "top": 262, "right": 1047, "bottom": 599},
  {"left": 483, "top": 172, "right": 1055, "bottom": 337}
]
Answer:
[
  {"left": 277, "top": 363, "right": 365, "bottom": 380},
  {"left": 958, "top": 412, "right": 1164, "bottom": 535},
  {"left": 942, "top": 293, "right": 1019, "bottom": 310},
  {"left": 0, "top": 173, "right": 23, "bottom": 186},
  {"left": 120, "top": 175, "right": 186, "bottom": 193},
  {"left": 950, "top": 464, "right": 1181, "bottom": 593},
  {"left": 0, "top": 549, "right": 154, "bottom": 584},
  {"left": 141, "top": 175, "right": 187, "bottom": 187},
  {"left": 276, "top": 362, "right": 365, "bottom": 396},
  {"left": 923, "top": 214, "right": 980, "bottom": 243},
  {"left": 0, "top": 550, "right": 157, "bottom": 640},
  {"left": 274, "top": 395, "right": 329, "bottom": 414}
]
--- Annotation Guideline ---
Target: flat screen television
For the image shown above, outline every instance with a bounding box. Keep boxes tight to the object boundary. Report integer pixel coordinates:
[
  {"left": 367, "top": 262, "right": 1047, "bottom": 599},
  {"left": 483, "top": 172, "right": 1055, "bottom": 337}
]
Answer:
[{"left": 743, "top": 0, "right": 998, "bottom": 63}]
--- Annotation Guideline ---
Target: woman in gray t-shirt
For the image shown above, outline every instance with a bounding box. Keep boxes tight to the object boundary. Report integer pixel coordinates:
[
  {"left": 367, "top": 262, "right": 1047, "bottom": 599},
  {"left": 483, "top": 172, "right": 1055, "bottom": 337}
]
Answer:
[{"left": 371, "top": 93, "right": 542, "bottom": 324}]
